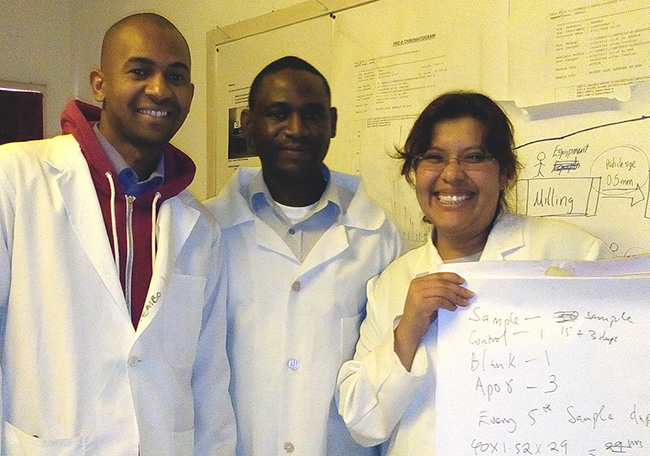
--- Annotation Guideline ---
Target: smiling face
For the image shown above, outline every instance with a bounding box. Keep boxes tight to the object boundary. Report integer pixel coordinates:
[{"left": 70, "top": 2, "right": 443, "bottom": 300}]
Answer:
[
  {"left": 415, "top": 116, "right": 506, "bottom": 257},
  {"left": 90, "top": 16, "right": 194, "bottom": 163},
  {"left": 242, "top": 68, "right": 337, "bottom": 186}
]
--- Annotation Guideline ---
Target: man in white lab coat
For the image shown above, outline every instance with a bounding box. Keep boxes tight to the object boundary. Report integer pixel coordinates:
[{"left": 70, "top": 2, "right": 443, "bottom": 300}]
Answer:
[
  {"left": 205, "top": 56, "right": 403, "bottom": 455},
  {"left": 0, "top": 13, "right": 235, "bottom": 455}
]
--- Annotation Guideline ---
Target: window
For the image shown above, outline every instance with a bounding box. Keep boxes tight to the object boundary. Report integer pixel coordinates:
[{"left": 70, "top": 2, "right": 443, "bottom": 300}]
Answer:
[{"left": 0, "top": 86, "right": 44, "bottom": 145}]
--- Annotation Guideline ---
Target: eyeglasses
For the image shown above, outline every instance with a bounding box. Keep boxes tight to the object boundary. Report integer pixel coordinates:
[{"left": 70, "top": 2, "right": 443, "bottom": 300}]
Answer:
[{"left": 416, "top": 150, "right": 496, "bottom": 171}]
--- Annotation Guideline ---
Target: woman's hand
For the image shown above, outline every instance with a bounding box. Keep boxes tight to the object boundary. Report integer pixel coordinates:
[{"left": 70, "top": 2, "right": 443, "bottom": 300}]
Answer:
[{"left": 394, "top": 272, "right": 473, "bottom": 370}]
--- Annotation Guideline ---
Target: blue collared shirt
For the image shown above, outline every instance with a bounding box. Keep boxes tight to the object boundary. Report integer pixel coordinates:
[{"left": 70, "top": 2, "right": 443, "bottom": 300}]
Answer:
[
  {"left": 246, "top": 166, "right": 353, "bottom": 262},
  {"left": 93, "top": 124, "right": 164, "bottom": 196}
]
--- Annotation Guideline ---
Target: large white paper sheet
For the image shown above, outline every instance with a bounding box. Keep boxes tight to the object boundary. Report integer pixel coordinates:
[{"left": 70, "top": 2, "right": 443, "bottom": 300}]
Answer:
[{"left": 437, "top": 274, "right": 650, "bottom": 456}]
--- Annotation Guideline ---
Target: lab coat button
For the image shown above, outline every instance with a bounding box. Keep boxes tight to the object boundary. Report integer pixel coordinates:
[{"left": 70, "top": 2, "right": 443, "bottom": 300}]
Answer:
[
  {"left": 283, "top": 442, "right": 295, "bottom": 453},
  {"left": 288, "top": 228, "right": 296, "bottom": 235},
  {"left": 127, "top": 356, "right": 140, "bottom": 367},
  {"left": 291, "top": 280, "right": 301, "bottom": 292},
  {"left": 287, "top": 358, "right": 299, "bottom": 371}
]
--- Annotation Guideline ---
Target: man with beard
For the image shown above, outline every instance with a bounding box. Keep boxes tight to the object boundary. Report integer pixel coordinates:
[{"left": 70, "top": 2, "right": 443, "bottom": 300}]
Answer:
[
  {"left": 205, "top": 56, "right": 403, "bottom": 455},
  {"left": 0, "top": 13, "right": 235, "bottom": 455}
]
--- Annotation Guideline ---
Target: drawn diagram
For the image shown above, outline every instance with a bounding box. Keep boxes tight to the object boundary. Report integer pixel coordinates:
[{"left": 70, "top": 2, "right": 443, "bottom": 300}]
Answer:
[
  {"left": 512, "top": 116, "right": 650, "bottom": 256},
  {"left": 516, "top": 176, "right": 601, "bottom": 218},
  {"left": 591, "top": 145, "right": 649, "bottom": 211},
  {"left": 517, "top": 139, "right": 650, "bottom": 218}
]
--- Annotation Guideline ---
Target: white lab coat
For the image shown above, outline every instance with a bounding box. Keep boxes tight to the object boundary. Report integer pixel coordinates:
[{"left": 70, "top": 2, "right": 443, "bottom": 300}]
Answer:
[
  {"left": 0, "top": 135, "right": 236, "bottom": 455},
  {"left": 336, "top": 212, "right": 612, "bottom": 455},
  {"left": 206, "top": 167, "right": 403, "bottom": 456}
]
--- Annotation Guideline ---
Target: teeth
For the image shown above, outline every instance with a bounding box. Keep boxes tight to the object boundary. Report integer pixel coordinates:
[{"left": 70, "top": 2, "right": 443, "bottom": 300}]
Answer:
[
  {"left": 438, "top": 194, "right": 471, "bottom": 204},
  {"left": 139, "top": 109, "right": 168, "bottom": 117}
]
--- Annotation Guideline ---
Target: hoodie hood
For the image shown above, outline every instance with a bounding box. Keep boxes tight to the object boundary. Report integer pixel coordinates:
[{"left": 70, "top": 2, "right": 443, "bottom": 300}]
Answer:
[{"left": 60, "top": 99, "right": 195, "bottom": 205}]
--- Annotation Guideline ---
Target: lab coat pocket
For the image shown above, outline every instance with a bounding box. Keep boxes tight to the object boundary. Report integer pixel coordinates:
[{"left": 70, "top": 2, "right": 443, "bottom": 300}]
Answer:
[
  {"left": 2, "top": 420, "right": 87, "bottom": 455},
  {"left": 340, "top": 312, "right": 364, "bottom": 365},
  {"left": 171, "top": 427, "right": 194, "bottom": 455},
  {"left": 163, "top": 273, "right": 207, "bottom": 369}
]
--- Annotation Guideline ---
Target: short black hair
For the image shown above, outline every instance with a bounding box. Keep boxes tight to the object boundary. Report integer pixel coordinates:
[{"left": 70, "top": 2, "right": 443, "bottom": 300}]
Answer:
[
  {"left": 247, "top": 56, "right": 331, "bottom": 110},
  {"left": 398, "top": 91, "right": 519, "bottom": 208}
]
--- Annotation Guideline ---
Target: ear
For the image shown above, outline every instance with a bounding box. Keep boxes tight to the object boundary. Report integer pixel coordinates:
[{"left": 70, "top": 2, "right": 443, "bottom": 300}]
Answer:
[
  {"left": 329, "top": 107, "right": 338, "bottom": 138},
  {"left": 499, "top": 169, "right": 508, "bottom": 191},
  {"left": 90, "top": 69, "right": 106, "bottom": 103}
]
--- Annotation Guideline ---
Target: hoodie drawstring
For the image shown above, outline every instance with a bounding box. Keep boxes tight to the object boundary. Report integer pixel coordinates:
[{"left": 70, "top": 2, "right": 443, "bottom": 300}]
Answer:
[
  {"left": 105, "top": 172, "right": 120, "bottom": 272},
  {"left": 151, "top": 192, "right": 161, "bottom": 268}
]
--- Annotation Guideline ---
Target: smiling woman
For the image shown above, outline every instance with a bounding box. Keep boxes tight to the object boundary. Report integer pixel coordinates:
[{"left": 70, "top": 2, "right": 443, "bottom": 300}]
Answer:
[
  {"left": 336, "top": 91, "right": 613, "bottom": 456},
  {"left": 413, "top": 117, "right": 504, "bottom": 260},
  {"left": 398, "top": 92, "right": 519, "bottom": 261}
]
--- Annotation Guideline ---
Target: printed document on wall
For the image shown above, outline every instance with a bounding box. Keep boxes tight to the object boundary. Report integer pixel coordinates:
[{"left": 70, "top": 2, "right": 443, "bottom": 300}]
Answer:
[
  {"left": 328, "top": 0, "right": 505, "bottom": 247},
  {"left": 510, "top": 0, "right": 650, "bottom": 106}
]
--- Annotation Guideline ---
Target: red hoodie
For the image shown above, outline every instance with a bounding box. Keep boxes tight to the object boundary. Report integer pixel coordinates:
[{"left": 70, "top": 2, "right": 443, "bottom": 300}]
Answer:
[{"left": 60, "top": 99, "right": 196, "bottom": 329}]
